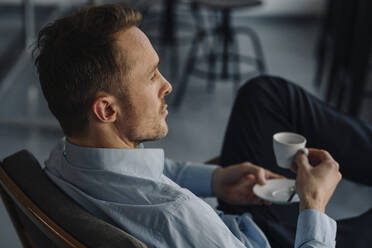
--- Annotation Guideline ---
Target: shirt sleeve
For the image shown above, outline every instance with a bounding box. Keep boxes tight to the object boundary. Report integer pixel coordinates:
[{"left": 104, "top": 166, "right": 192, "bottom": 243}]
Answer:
[
  {"left": 159, "top": 196, "right": 246, "bottom": 248},
  {"left": 163, "top": 158, "right": 219, "bottom": 197},
  {"left": 295, "top": 209, "right": 337, "bottom": 248}
]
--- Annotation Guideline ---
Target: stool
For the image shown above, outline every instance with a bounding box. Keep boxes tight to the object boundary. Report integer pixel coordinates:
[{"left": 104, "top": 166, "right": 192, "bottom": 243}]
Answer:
[{"left": 173, "top": 0, "right": 266, "bottom": 107}]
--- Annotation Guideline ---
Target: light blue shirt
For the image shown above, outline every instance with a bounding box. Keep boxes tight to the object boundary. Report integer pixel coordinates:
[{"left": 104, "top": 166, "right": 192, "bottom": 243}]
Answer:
[{"left": 44, "top": 138, "right": 336, "bottom": 248}]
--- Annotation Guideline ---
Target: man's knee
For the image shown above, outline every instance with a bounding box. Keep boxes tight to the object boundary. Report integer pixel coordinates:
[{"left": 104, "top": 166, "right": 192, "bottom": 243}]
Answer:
[{"left": 237, "top": 75, "right": 290, "bottom": 101}]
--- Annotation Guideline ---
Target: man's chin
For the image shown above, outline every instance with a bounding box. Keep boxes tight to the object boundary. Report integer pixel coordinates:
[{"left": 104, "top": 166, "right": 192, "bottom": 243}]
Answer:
[
  {"left": 139, "top": 126, "right": 168, "bottom": 143},
  {"left": 156, "top": 125, "right": 168, "bottom": 139}
]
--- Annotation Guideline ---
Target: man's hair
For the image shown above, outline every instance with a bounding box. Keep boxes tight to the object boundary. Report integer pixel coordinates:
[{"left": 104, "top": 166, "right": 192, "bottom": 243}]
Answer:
[{"left": 34, "top": 4, "right": 141, "bottom": 137}]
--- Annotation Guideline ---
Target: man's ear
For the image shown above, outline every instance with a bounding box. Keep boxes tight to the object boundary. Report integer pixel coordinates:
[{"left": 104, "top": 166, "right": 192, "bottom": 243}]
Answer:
[{"left": 91, "top": 95, "right": 118, "bottom": 123}]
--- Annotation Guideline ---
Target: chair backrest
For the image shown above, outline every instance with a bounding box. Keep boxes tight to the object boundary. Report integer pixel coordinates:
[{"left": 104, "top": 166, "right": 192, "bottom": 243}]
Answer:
[{"left": 0, "top": 150, "right": 147, "bottom": 248}]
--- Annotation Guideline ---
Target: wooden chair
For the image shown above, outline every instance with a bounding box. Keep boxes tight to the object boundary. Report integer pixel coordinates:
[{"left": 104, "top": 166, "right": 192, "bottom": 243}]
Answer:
[{"left": 0, "top": 150, "right": 147, "bottom": 248}]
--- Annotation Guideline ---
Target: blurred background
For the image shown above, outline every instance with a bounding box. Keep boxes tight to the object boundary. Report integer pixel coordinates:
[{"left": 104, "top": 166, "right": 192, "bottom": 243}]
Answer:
[{"left": 1, "top": 0, "right": 372, "bottom": 246}]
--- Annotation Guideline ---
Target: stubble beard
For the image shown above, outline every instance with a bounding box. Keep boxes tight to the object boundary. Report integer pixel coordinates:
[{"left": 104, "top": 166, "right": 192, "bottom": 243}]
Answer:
[
  {"left": 123, "top": 104, "right": 169, "bottom": 144},
  {"left": 128, "top": 119, "right": 168, "bottom": 143},
  {"left": 132, "top": 98, "right": 169, "bottom": 143},
  {"left": 117, "top": 90, "right": 169, "bottom": 144}
]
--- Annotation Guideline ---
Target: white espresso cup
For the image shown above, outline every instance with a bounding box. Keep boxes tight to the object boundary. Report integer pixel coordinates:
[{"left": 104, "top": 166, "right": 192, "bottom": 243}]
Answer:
[{"left": 273, "top": 132, "right": 309, "bottom": 169}]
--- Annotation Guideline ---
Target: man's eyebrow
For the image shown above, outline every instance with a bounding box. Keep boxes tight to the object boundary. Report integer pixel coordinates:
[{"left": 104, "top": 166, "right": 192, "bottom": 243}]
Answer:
[{"left": 149, "top": 60, "right": 160, "bottom": 74}]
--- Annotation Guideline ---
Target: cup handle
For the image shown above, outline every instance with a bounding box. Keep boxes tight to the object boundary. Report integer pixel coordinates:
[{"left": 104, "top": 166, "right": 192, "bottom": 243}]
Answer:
[{"left": 298, "top": 148, "right": 309, "bottom": 156}]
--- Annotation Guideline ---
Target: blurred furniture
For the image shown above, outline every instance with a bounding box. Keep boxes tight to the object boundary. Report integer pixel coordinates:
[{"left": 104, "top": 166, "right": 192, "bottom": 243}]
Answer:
[
  {"left": 140, "top": 0, "right": 195, "bottom": 81},
  {"left": 0, "top": 1, "right": 68, "bottom": 130},
  {"left": 0, "top": 0, "right": 64, "bottom": 100},
  {"left": 159, "top": 0, "right": 196, "bottom": 81},
  {"left": 314, "top": 0, "right": 372, "bottom": 116},
  {"left": 0, "top": 150, "right": 147, "bottom": 248},
  {"left": 173, "top": 0, "right": 266, "bottom": 107},
  {"left": 0, "top": 0, "right": 35, "bottom": 99}
]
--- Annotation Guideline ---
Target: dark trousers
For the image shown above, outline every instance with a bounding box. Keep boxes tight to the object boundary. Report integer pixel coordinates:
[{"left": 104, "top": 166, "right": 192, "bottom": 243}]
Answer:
[{"left": 219, "top": 76, "right": 372, "bottom": 247}]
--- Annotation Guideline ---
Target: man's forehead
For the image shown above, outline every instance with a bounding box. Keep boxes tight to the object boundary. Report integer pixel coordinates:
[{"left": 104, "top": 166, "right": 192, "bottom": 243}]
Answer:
[
  {"left": 115, "top": 27, "right": 157, "bottom": 66},
  {"left": 116, "top": 26, "right": 145, "bottom": 46}
]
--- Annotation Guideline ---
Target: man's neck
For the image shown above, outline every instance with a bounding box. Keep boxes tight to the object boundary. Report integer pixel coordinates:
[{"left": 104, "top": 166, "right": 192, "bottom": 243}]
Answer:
[{"left": 66, "top": 134, "right": 139, "bottom": 149}]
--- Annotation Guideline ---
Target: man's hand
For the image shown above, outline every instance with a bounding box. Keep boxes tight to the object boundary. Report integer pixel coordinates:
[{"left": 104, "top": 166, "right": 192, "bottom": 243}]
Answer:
[
  {"left": 291, "top": 148, "right": 342, "bottom": 213},
  {"left": 212, "top": 162, "right": 284, "bottom": 205}
]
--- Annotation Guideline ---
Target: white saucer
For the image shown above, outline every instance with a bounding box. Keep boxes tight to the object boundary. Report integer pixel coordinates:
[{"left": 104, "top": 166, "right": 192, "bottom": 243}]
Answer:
[{"left": 253, "top": 178, "right": 299, "bottom": 204}]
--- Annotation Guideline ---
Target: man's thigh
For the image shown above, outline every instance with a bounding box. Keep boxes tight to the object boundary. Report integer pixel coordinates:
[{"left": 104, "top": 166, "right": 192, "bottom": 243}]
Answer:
[
  {"left": 336, "top": 208, "right": 372, "bottom": 247},
  {"left": 218, "top": 75, "right": 372, "bottom": 244},
  {"left": 220, "top": 75, "right": 372, "bottom": 185},
  {"left": 231, "top": 204, "right": 299, "bottom": 247}
]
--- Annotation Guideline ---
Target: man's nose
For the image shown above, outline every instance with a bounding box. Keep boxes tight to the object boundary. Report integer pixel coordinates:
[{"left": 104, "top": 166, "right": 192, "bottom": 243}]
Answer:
[{"left": 162, "top": 75, "right": 173, "bottom": 96}]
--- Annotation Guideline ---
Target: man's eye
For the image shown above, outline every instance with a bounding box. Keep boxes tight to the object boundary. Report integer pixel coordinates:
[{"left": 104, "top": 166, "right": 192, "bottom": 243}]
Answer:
[{"left": 151, "top": 71, "right": 157, "bottom": 80}]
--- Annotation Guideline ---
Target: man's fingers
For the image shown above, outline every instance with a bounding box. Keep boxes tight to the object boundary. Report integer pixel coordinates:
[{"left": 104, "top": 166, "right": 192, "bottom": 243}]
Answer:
[
  {"left": 255, "top": 168, "right": 267, "bottom": 185},
  {"left": 306, "top": 148, "right": 336, "bottom": 167},
  {"left": 244, "top": 174, "right": 256, "bottom": 184},
  {"left": 265, "top": 170, "right": 285, "bottom": 179},
  {"left": 290, "top": 163, "right": 298, "bottom": 173},
  {"left": 238, "top": 162, "right": 286, "bottom": 186},
  {"left": 238, "top": 163, "right": 267, "bottom": 185},
  {"left": 240, "top": 163, "right": 285, "bottom": 185},
  {"left": 245, "top": 166, "right": 266, "bottom": 185},
  {"left": 295, "top": 151, "right": 310, "bottom": 170}
]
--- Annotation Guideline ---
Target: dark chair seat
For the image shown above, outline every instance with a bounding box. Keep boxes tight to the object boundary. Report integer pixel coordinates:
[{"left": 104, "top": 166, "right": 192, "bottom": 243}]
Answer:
[{"left": 0, "top": 150, "right": 147, "bottom": 248}]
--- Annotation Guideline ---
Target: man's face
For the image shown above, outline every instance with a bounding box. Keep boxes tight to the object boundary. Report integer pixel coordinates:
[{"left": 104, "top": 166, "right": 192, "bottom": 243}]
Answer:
[{"left": 114, "top": 27, "right": 172, "bottom": 144}]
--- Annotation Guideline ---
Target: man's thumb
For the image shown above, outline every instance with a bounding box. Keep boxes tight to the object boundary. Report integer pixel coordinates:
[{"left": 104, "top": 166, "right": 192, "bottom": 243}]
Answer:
[{"left": 294, "top": 150, "right": 310, "bottom": 170}]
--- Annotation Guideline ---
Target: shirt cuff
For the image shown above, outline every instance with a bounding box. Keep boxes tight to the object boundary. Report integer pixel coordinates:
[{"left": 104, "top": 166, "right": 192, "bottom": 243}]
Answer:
[
  {"left": 295, "top": 209, "right": 337, "bottom": 248},
  {"left": 178, "top": 163, "right": 219, "bottom": 197}
]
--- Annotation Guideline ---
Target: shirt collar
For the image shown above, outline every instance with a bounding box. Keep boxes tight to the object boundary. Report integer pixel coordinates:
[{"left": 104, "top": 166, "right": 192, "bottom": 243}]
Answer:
[{"left": 63, "top": 139, "right": 165, "bottom": 180}]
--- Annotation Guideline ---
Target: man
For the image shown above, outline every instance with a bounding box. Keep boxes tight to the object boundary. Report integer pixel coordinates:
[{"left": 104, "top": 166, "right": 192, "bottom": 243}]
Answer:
[{"left": 33, "top": 4, "right": 371, "bottom": 248}]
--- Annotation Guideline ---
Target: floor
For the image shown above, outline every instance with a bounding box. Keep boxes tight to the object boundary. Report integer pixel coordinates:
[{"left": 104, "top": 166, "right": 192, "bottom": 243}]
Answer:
[{"left": 1, "top": 3, "right": 372, "bottom": 247}]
